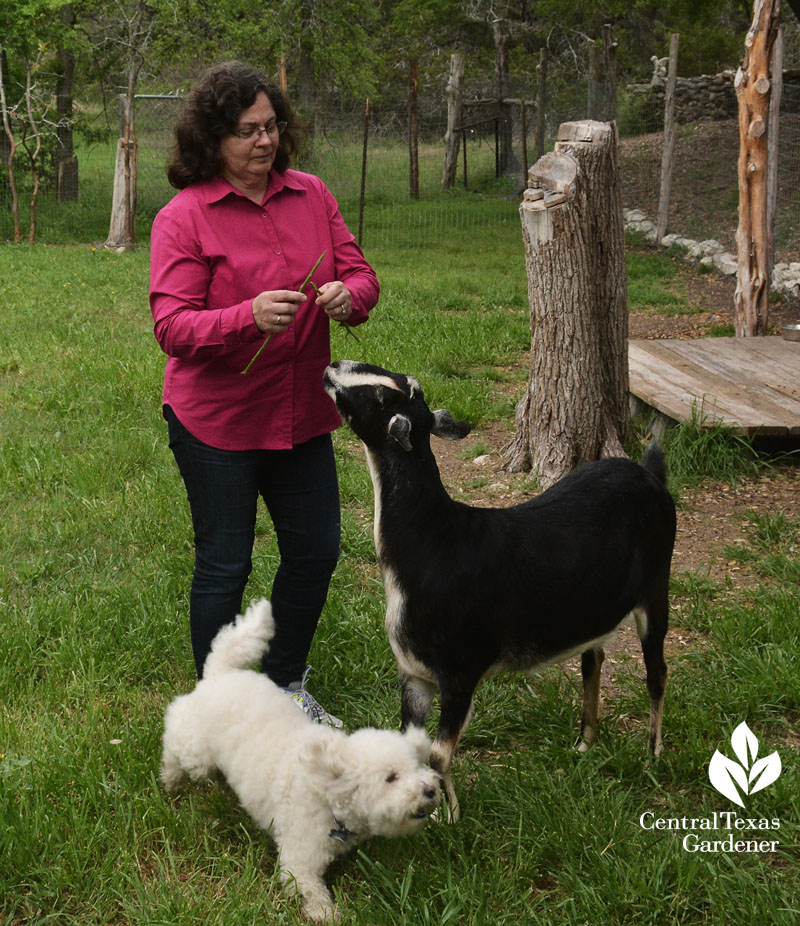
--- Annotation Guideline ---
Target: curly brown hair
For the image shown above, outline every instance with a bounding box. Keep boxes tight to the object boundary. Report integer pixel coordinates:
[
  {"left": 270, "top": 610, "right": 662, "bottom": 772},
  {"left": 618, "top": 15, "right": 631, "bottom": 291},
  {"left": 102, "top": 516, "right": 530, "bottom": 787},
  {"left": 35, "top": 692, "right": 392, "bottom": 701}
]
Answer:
[{"left": 167, "top": 61, "right": 299, "bottom": 189}]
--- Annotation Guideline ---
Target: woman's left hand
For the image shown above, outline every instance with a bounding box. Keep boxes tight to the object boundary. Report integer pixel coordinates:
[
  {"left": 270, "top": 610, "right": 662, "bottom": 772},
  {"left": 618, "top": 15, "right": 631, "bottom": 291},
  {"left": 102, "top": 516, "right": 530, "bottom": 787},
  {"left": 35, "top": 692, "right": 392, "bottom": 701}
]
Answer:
[{"left": 315, "top": 281, "right": 353, "bottom": 323}]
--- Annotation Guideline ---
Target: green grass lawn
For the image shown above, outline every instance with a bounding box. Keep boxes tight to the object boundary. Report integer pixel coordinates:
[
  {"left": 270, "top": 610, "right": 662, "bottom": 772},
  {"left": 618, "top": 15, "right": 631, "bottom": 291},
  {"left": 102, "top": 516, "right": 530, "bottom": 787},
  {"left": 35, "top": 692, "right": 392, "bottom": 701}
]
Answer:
[{"left": 1, "top": 237, "right": 797, "bottom": 924}]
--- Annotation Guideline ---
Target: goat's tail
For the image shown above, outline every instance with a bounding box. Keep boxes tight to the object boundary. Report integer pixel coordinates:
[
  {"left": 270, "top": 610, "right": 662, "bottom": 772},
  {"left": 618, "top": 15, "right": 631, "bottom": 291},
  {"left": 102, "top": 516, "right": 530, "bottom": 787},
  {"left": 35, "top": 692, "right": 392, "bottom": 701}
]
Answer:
[
  {"left": 202, "top": 598, "right": 275, "bottom": 680},
  {"left": 641, "top": 442, "right": 668, "bottom": 486}
]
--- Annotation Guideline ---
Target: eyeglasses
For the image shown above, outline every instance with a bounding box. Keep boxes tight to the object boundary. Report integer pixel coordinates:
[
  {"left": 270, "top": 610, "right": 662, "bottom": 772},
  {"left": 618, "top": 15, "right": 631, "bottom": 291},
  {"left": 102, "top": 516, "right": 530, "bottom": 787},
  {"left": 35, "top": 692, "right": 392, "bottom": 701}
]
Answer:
[{"left": 230, "top": 121, "right": 288, "bottom": 140}]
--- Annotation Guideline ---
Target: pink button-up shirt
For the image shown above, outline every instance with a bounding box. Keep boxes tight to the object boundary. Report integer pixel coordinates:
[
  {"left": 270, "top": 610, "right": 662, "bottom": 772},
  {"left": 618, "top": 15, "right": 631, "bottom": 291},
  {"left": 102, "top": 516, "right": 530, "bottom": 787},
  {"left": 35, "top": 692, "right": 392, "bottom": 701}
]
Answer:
[{"left": 149, "top": 169, "right": 379, "bottom": 450}]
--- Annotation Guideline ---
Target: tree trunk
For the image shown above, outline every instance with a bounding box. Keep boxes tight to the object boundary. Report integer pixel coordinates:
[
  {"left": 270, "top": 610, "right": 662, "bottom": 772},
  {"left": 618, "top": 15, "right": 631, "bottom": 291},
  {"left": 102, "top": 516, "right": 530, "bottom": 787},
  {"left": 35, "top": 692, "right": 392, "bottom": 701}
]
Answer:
[
  {"left": 297, "top": 36, "right": 317, "bottom": 158},
  {"left": 0, "top": 43, "right": 22, "bottom": 243},
  {"left": 734, "top": 0, "right": 781, "bottom": 337},
  {"left": 603, "top": 24, "right": 618, "bottom": 122},
  {"left": 588, "top": 44, "right": 601, "bottom": 120},
  {"left": 493, "top": 18, "right": 516, "bottom": 175},
  {"left": 106, "top": 94, "right": 137, "bottom": 250},
  {"left": 23, "top": 57, "right": 42, "bottom": 243},
  {"left": 56, "top": 4, "right": 78, "bottom": 202},
  {"left": 505, "top": 120, "right": 628, "bottom": 486},
  {"left": 441, "top": 53, "right": 464, "bottom": 190}
]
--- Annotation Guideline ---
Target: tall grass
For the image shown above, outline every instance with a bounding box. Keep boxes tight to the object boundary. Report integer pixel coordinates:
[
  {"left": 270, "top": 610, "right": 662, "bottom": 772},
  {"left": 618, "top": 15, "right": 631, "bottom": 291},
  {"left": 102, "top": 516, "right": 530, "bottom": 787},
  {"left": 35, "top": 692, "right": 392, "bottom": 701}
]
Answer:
[{"left": 1, "top": 237, "right": 797, "bottom": 924}]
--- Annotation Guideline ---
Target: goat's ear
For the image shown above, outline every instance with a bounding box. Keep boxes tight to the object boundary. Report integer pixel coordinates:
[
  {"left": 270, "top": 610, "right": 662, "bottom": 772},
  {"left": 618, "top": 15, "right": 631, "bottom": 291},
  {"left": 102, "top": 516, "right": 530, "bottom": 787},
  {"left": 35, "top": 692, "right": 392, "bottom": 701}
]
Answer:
[
  {"left": 388, "top": 414, "right": 413, "bottom": 451},
  {"left": 431, "top": 409, "right": 471, "bottom": 441}
]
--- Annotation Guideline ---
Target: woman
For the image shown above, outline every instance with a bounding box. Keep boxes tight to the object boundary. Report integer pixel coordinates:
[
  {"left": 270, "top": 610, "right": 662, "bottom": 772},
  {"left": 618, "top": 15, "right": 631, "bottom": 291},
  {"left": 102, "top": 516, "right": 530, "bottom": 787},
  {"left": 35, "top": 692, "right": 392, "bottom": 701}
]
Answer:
[{"left": 150, "top": 61, "right": 379, "bottom": 724}]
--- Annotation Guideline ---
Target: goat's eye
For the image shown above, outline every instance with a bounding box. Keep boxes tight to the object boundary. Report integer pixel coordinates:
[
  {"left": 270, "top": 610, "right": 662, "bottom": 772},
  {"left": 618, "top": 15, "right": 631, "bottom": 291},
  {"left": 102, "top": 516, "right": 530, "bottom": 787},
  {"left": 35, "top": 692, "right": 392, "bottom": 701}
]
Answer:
[{"left": 386, "top": 771, "right": 398, "bottom": 783}]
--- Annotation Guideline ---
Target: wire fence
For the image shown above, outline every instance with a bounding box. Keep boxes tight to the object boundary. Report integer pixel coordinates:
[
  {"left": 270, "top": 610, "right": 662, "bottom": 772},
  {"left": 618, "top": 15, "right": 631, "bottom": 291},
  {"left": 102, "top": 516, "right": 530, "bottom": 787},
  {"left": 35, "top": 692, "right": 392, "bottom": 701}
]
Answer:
[{"left": 2, "top": 48, "right": 800, "bottom": 265}]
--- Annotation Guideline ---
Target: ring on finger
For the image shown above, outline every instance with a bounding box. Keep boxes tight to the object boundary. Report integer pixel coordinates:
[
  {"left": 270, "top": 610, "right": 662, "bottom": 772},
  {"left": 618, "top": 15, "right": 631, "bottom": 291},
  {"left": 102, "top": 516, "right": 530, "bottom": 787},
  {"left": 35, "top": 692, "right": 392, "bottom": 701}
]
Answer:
[
  {"left": 276, "top": 314, "right": 282, "bottom": 325},
  {"left": 340, "top": 305, "right": 347, "bottom": 315}
]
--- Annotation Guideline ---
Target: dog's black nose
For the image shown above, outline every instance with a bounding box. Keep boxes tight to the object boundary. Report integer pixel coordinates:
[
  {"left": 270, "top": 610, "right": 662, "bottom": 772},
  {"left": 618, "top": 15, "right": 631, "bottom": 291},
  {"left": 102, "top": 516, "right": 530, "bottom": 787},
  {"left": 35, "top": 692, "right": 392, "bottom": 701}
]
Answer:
[{"left": 423, "top": 784, "right": 437, "bottom": 800}]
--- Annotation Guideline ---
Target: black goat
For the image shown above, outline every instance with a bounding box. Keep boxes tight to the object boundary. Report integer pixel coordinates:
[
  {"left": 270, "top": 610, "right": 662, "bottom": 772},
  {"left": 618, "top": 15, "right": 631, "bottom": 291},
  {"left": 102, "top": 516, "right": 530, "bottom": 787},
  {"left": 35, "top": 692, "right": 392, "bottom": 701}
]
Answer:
[{"left": 324, "top": 360, "right": 677, "bottom": 818}]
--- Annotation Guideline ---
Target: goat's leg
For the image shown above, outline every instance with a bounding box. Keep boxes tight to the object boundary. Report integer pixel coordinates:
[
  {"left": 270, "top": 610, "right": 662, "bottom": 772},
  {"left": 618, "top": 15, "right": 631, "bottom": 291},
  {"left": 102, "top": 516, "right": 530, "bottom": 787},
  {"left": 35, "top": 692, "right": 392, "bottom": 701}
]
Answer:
[
  {"left": 636, "top": 594, "right": 668, "bottom": 757},
  {"left": 400, "top": 674, "right": 436, "bottom": 731},
  {"left": 576, "top": 646, "right": 605, "bottom": 752},
  {"left": 429, "top": 684, "right": 475, "bottom": 822}
]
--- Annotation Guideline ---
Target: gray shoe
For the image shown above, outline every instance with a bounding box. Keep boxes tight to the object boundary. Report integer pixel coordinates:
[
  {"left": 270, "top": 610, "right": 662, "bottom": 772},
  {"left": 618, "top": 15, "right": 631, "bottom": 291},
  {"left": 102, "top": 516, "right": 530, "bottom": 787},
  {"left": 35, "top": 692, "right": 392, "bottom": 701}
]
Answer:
[{"left": 285, "top": 667, "right": 343, "bottom": 728}]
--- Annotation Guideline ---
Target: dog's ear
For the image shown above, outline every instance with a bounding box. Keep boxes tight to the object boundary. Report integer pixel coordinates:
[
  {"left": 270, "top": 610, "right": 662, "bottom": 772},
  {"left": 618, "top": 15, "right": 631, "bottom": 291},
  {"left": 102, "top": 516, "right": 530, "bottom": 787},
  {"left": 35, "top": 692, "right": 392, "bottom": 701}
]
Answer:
[
  {"left": 431, "top": 409, "right": 471, "bottom": 441},
  {"left": 305, "top": 736, "right": 355, "bottom": 795},
  {"left": 403, "top": 725, "right": 432, "bottom": 763}
]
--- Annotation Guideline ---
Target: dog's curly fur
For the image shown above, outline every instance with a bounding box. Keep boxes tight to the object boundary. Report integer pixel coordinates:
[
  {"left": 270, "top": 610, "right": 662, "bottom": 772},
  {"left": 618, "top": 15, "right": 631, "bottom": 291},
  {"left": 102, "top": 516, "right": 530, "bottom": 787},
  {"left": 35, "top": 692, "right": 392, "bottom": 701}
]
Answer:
[{"left": 160, "top": 599, "right": 440, "bottom": 922}]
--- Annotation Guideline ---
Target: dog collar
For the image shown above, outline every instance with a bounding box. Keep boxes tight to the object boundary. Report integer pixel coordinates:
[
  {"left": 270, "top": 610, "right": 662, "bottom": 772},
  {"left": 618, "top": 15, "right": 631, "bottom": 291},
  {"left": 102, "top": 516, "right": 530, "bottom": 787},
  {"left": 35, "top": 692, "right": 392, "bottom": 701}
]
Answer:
[{"left": 329, "top": 818, "right": 357, "bottom": 842}]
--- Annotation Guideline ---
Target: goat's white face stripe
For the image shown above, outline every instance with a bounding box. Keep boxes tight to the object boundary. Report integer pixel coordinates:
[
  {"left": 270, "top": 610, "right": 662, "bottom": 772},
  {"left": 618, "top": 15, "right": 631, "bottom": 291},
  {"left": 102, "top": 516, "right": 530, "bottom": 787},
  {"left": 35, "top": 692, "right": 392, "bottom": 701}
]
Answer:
[
  {"left": 329, "top": 369, "right": 404, "bottom": 393},
  {"left": 327, "top": 365, "right": 421, "bottom": 397}
]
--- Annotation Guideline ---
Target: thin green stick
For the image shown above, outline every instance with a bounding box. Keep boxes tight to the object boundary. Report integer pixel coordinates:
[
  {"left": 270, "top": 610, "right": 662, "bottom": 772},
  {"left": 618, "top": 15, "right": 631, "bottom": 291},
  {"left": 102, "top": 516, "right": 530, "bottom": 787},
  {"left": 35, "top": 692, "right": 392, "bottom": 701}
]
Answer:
[
  {"left": 240, "top": 251, "right": 326, "bottom": 375},
  {"left": 311, "top": 282, "right": 360, "bottom": 342}
]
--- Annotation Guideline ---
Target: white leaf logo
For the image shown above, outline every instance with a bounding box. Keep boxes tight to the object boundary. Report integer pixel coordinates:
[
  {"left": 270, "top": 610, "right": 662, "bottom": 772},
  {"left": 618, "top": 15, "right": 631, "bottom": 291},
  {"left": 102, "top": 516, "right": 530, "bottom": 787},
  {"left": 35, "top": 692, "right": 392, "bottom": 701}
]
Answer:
[{"left": 708, "top": 722, "right": 781, "bottom": 807}]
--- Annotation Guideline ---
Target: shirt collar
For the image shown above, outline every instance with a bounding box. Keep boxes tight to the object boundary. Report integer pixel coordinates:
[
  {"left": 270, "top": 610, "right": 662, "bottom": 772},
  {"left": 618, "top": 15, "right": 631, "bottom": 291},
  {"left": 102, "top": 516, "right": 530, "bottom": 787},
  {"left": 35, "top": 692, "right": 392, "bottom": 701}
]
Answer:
[{"left": 201, "top": 170, "right": 306, "bottom": 206}]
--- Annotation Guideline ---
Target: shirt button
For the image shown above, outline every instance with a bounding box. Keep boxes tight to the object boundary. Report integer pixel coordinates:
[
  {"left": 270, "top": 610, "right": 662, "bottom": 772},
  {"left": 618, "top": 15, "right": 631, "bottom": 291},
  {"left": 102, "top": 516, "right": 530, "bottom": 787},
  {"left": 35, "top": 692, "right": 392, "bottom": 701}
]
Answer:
[{"left": 275, "top": 249, "right": 281, "bottom": 255}]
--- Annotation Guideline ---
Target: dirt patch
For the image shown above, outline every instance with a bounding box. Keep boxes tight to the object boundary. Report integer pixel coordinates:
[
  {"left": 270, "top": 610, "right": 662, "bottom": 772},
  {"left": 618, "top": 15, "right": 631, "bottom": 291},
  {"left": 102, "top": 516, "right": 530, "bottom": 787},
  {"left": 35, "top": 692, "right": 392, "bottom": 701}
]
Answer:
[{"left": 628, "top": 250, "right": 800, "bottom": 340}]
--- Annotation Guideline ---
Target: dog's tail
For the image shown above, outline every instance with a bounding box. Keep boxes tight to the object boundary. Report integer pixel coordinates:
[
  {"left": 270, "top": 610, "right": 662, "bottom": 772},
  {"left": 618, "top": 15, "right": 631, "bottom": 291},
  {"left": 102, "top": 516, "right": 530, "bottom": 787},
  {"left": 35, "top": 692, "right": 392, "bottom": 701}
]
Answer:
[
  {"left": 202, "top": 598, "right": 275, "bottom": 680},
  {"left": 641, "top": 441, "right": 668, "bottom": 487}
]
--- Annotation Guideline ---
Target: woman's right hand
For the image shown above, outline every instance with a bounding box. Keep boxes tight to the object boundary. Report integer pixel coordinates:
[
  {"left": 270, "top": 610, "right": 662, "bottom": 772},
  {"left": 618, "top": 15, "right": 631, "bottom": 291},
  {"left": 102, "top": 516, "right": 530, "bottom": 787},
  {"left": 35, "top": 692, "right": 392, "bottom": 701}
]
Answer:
[{"left": 251, "top": 290, "right": 306, "bottom": 334}]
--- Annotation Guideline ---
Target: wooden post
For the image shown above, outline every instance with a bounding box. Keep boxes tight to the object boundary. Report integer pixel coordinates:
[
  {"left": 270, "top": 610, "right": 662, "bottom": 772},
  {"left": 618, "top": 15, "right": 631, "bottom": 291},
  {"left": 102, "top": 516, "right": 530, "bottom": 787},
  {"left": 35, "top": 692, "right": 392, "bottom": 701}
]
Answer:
[
  {"left": 535, "top": 47, "right": 547, "bottom": 161},
  {"left": 442, "top": 53, "right": 465, "bottom": 190},
  {"left": 735, "top": 0, "right": 781, "bottom": 337},
  {"left": 766, "top": 25, "right": 783, "bottom": 284},
  {"left": 656, "top": 34, "right": 680, "bottom": 243},
  {"left": 279, "top": 57, "right": 288, "bottom": 94},
  {"left": 603, "top": 24, "right": 618, "bottom": 122},
  {"left": 409, "top": 59, "right": 419, "bottom": 200},
  {"left": 358, "top": 98, "right": 370, "bottom": 248},
  {"left": 505, "top": 121, "right": 628, "bottom": 485},
  {"left": 520, "top": 100, "right": 529, "bottom": 188}
]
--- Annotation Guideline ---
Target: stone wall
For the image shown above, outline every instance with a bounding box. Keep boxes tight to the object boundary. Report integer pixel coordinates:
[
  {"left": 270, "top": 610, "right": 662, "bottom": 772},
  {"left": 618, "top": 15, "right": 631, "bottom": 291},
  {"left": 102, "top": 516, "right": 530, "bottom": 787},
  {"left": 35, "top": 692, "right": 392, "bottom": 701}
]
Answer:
[{"left": 628, "top": 70, "right": 737, "bottom": 124}]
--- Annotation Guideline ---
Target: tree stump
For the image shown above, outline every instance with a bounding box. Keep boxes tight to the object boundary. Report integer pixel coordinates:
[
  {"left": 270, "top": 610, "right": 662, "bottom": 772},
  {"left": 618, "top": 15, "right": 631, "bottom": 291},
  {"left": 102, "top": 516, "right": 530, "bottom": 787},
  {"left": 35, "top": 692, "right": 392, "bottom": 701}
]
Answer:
[{"left": 505, "top": 120, "right": 628, "bottom": 486}]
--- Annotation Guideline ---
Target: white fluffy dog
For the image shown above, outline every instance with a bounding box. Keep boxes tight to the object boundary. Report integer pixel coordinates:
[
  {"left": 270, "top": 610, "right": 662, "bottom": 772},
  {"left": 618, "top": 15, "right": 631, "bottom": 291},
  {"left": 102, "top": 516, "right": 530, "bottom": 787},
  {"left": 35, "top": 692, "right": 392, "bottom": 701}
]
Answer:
[{"left": 160, "top": 599, "right": 440, "bottom": 922}]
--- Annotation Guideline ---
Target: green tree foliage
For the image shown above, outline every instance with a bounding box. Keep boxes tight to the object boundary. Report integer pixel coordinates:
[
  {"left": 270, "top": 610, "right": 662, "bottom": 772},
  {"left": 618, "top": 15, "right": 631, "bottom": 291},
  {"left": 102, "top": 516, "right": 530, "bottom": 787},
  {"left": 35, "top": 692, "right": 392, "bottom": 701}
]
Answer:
[
  {"left": 533, "top": 0, "right": 750, "bottom": 77},
  {"left": 151, "top": 0, "right": 382, "bottom": 108}
]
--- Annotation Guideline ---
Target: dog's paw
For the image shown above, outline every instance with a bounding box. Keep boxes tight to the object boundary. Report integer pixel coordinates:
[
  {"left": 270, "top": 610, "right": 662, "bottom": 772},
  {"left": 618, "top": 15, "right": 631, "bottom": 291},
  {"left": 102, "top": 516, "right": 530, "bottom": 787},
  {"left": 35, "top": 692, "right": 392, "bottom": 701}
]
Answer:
[{"left": 302, "top": 897, "right": 339, "bottom": 923}]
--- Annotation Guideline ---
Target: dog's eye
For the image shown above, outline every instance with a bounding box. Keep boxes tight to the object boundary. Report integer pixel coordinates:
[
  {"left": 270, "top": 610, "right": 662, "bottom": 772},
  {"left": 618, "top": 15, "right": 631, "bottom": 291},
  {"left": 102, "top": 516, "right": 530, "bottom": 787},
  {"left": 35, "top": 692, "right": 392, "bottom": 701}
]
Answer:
[{"left": 385, "top": 772, "right": 398, "bottom": 783}]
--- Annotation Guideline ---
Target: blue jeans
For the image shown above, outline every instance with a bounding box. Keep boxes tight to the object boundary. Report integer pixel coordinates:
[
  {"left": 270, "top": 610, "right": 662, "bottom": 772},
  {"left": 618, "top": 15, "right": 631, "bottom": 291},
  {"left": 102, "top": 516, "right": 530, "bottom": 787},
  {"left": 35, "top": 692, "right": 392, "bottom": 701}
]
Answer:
[{"left": 166, "top": 406, "right": 341, "bottom": 683}]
